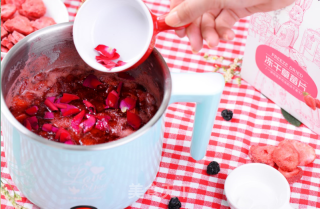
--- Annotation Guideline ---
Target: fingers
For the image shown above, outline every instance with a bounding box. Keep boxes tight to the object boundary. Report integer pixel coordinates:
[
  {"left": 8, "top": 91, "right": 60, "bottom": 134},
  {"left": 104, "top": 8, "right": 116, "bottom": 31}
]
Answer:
[
  {"left": 175, "top": 29, "right": 186, "bottom": 38},
  {"left": 165, "top": 0, "right": 261, "bottom": 27},
  {"left": 215, "top": 8, "right": 250, "bottom": 40},
  {"left": 201, "top": 13, "right": 219, "bottom": 48},
  {"left": 186, "top": 16, "right": 203, "bottom": 53}
]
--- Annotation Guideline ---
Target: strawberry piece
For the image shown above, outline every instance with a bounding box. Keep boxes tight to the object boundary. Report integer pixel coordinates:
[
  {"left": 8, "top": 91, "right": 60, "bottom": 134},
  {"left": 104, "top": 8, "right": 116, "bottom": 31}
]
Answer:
[
  {"left": 80, "top": 137, "right": 96, "bottom": 146},
  {"left": 1, "top": 37, "right": 14, "bottom": 49},
  {"left": 60, "top": 93, "right": 80, "bottom": 103},
  {"left": 249, "top": 145, "right": 276, "bottom": 166},
  {"left": 1, "top": 4, "right": 17, "bottom": 21},
  {"left": 1, "top": 0, "right": 6, "bottom": 5},
  {"left": 96, "top": 53, "right": 120, "bottom": 62},
  {"left": 127, "top": 111, "right": 142, "bottom": 129},
  {"left": 1, "top": 46, "right": 9, "bottom": 53},
  {"left": 120, "top": 97, "right": 136, "bottom": 113},
  {"left": 4, "top": 15, "right": 33, "bottom": 35},
  {"left": 83, "top": 100, "right": 96, "bottom": 114},
  {"left": 44, "top": 98, "right": 58, "bottom": 111},
  {"left": 95, "top": 45, "right": 116, "bottom": 58},
  {"left": 15, "top": 113, "right": 27, "bottom": 123},
  {"left": 303, "top": 92, "right": 316, "bottom": 110},
  {"left": 81, "top": 116, "right": 96, "bottom": 133},
  {"left": 272, "top": 143, "right": 299, "bottom": 172},
  {"left": 115, "top": 60, "right": 126, "bottom": 67},
  {"left": 10, "top": 31, "right": 25, "bottom": 44},
  {"left": 1, "top": 26, "right": 8, "bottom": 39},
  {"left": 44, "top": 112, "right": 54, "bottom": 119},
  {"left": 30, "top": 16, "right": 56, "bottom": 30},
  {"left": 105, "top": 90, "right": 119, "bottom": 109},
  {"left": 278, "top": 167, "right": 303, "bottom": 184},
  {"left": 25, "top": 105, "right": 38, "bottom": 115},
  {"left": 71, "top": 110, "right": 85, "bottom": 131},
  {"left": 52, "top": 117, "right": 72, "bottom": 128},
  {"left": 6, "top": 0, "right": 25, "bottom": 8},
  {"left": 289, "top": 140, "right": 316, "bottom": 166},
  {"left": 42, "top": 123, "right": 52, "bottom": 132},
  {"left": 83, "top": 74, "right": 102, "bottom": 89},
  {"left": 315, "top": 98, "right": 320, "bottom": 109},
  {"left": 19, "top": 0, "right": 46, "bottom": 20}
]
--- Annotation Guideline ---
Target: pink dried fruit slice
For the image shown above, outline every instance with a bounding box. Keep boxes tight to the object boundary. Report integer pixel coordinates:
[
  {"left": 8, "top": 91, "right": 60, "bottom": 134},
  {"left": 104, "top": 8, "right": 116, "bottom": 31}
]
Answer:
[
  {"left": 127, "top": 111, "right": 142, "bottom": 129},
  {"left": 83, "top": 74, "right": 102, "bottom": 89},
  {"left": 60, "top": 105, "right": 80, "bottom": 117},
  {"left": 44, "top": 98, "right": 58, "bottom": 111},
  {"left": 4, "top": 15, "right": 33, "bottom": 35},
  {"left": 249, "top": 145, "right": 276, "bottom": 167},
  {"left": 1, "top": 4, "right": 17, "bottom": 21},
  {"left": 95, "top": 45, "right": 116, "bottom": 58},
  {"left": 1, "top": 37, "right": 14, "bottom": 50},
  {"left": 1, "top": 46, "right": 9, "bottom": 53},
  {"left": 120, "top": 97, "right": 136, "bottom": 113},
  {"left": 44, "top": 112, "right": 54, "bottom": 119},
  {"left": 30, "top": 16, "right": 56, "bottom": 30},
  {"left": 278, "top": 167, "right": 303, "bottom": 184},
  {"left": 289, "top": 140, "right": 316, "bottom": 166},
  {"left": 272, "top": 143, "right": 299, "bottom": 172},
  {"left": 25, "top": 105, "right": 38, "bottom": 115},
  {"left": 19, "top": 0, "right": 46, "bottom": 20},
  {"left": 1, "top": 26, "right": 8, "bottom": 39},
  {"left": 115, "top": 60, "right": 126, "bottom": 67},
  {"left": 71, "top": 110, "right": 85, "bottom": 132},
  {"left": 105, "top": 90, "right": 119, "bottom": 109},
  {"left": 42, "top": 123, "right": 52, "bottom": 132},
  {"left": 82, "top": 116, "right": 96, "bottom": 133},
  {"left": 83, "top": 100, "right": 96, "bottom": 114},
  {"left": 26, "top": 116, "right": 38, "bottom": 130},
  {"left": 60, "top": 93, "right": 80, "bottom": 103}
]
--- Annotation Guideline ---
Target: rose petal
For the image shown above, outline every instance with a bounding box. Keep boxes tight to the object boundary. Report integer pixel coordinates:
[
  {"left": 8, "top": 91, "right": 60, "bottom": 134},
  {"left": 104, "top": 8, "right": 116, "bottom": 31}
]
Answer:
[
  {"left": 95, "top": 45, "right": 116, "bottom": 58},
  {"left": 26, "top": 116, "right": 39, "bottom": 130},
  {"left": 99, "top": 61, "right": 116, "bottom": 70},
  {"left": 71, "top": 110, "right": 85, "bottom": 131},
  {"left": 117, "top": 81, "right": 123, "bottom": 95},
  {"left": 55, "top": 98, "right": 62, "bottom": 103},
  {"left": 60, "top": 105, "right": 80, "bottom": 117},
  {"left": 83, "top": 100, "right": 96, "bottom": 114},
  {"left": 55, "top": 128, "right": 63, "bottom": 140},
  {"left": 64, "top": 140, "right": 74, "bottom": 145},
  {"left": 52, "top": 126, "right": 59, "bottom": 133},
  {"left": 83, "top": 74, "right": 102, "bottom": 89},
  {"left": 47, "top": 96, "right": 56, "bottom": 103},
  {"left": 96, "top": 53, "right": 120, "bottom": 63},
  {"left": 120, "top": 97, "right": 136, "bottom": 112},
  {"left": 44, "top": 112, "right": 54, "bottom": 119},
  {"left": 44, "top": 98, "right": 58, "bottom": 111},
  {"left": 24, "top": 119, "right": 32, "bottom": 131},
  {"left": 60, "top": 129, "right": 71, "bottom": 143},
  {"left": 82, "top": 116, "right": 96, "bottom": 133},
  {"left": 105, "top": 90, "right": 119, "bottom": 109},
  {"left": 127, "top": 111, "right": 142, "bottom": 129},
  {"left": 115, "top": 60, "right": 126, "bottom": 67},
  {"left": 54, "top": 103, "right": 68, "bottom": 109},
  {"left": 60, "top": 93, "right": 80, "bottom": 103},
  {"left": 25, "top": 106, "right": 39, "bottom": 115},
  {"left": 42, "top": 124, "right": 52, "bottom": 132},
  {"left": 85, "top": 114, "right": 95, "bottom": 119}
]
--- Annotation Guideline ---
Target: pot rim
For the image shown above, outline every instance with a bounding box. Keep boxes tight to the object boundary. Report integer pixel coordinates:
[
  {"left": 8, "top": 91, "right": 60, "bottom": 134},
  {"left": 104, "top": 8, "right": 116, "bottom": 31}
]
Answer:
[{"left": 1, "top": 22, "right": 172, "bottom": 151}]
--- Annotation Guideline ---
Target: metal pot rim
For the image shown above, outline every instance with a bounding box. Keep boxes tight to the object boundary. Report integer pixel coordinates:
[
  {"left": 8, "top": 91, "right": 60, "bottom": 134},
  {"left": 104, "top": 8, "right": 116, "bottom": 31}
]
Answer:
[{"left": 1, "top": 22, "right": 172, "bottom": 151}]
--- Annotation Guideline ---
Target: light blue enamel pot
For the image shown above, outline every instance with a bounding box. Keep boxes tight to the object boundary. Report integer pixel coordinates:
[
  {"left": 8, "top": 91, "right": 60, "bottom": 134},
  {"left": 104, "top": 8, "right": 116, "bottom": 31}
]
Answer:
[{"left": 1, "top": 22, "right": 225, "bottom": 209}]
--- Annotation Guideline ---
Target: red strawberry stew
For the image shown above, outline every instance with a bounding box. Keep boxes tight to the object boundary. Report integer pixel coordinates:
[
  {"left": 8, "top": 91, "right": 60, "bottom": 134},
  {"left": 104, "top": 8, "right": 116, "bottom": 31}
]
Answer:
[{"left": 7, "top": 67, "right": 159, "bottom": 145}]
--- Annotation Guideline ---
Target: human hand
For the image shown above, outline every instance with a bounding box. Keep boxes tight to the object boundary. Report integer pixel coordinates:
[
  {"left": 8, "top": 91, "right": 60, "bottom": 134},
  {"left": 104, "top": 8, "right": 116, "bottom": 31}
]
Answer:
[{"left": 165, "top": 0, "right": 295, "bottom": 53}]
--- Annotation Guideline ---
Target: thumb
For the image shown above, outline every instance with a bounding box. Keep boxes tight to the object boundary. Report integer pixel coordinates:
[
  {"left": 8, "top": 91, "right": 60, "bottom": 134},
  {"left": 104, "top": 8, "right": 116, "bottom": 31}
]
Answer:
[{"left": 165, "top": 0, "right": 260, "bottom": 27}]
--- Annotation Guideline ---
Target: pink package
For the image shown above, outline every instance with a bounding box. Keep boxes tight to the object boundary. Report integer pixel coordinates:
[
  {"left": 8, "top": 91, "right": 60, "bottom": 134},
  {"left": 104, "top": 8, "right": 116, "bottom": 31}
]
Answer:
[{"left": 241, "top": 0, "right": 320, "bottom": 135}]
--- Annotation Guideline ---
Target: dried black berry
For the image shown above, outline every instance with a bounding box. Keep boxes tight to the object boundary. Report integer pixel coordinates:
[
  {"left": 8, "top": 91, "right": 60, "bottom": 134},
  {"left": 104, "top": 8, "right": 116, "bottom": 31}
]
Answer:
[
  {"left": 168, "top": 197, "right": 181, "bottom": 209},
  {"left": 206, "top": 161, "right": 220, "bottom": 175},
  {"left": 221, "top": 109, "right": 233, "bottom": 121}
]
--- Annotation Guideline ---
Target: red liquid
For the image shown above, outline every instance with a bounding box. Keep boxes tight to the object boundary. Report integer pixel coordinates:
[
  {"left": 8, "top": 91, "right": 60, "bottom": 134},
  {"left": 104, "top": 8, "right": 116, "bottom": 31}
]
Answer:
[{"left": 8, "top": 66, "right": 158, "bottom": 145}]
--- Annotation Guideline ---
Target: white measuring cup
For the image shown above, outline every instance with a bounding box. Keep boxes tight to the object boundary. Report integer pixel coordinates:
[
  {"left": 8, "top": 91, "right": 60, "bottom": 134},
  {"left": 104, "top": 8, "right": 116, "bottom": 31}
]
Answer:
[{"left": 73, "top": 0, "right": 189, "bottom": 72}]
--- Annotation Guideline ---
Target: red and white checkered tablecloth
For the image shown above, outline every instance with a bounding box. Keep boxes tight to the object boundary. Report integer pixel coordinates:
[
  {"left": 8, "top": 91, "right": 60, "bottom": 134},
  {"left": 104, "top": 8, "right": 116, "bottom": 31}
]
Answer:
[{"left": 1, "top": 0, "right": 320, "bottom": 209}]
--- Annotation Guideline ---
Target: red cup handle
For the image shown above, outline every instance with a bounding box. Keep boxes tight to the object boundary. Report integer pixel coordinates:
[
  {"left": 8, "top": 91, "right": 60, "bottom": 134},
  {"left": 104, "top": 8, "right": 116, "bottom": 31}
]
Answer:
[{"left": 152, "top": 13, "right": 190, "bottom": 34}]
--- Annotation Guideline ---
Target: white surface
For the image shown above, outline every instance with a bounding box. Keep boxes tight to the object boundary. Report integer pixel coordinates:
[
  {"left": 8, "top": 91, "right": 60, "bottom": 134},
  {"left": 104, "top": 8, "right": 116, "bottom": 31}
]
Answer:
[
  {"left": 1, "top": 0, "right": 69, "bottom": 58},
  {"left": 225, "top": 163, "right": 294, "bottom": 209},
  {"left": 73, "top": 0, "right": 153, "bottom": 73}
]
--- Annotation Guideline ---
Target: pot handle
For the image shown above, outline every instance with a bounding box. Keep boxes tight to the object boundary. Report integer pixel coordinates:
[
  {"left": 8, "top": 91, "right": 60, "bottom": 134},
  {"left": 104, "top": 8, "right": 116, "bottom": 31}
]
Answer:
[
  {"left": 152, "top": 13, "right": 190, "bottom": 33},
  {"left": 169, "top": 73, "right": 225, "bottom": 160}
]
